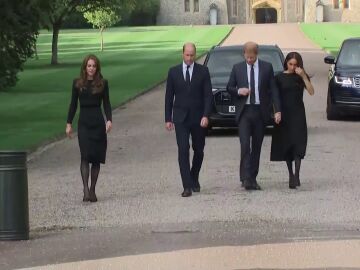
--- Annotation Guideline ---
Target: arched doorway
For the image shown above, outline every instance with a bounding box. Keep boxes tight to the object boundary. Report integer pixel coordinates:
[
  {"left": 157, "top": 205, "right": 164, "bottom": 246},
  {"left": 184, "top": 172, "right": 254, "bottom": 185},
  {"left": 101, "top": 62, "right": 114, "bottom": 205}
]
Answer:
[
  {"left": 255, "top": 8, "right": 277, "bottom": 23},
  {"left": 251, "top": 0, "right": 281, "bottom": 24}
]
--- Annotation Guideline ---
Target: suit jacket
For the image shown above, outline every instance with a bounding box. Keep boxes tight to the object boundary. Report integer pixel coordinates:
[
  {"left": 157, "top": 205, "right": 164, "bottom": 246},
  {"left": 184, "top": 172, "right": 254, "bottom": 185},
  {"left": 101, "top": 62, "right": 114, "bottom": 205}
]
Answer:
[
  {"left": 165, "top": 62, "right": 213, "bottom": 124},
  {"left": 226, "top": 59, "right": 281, "bottom": 124}
]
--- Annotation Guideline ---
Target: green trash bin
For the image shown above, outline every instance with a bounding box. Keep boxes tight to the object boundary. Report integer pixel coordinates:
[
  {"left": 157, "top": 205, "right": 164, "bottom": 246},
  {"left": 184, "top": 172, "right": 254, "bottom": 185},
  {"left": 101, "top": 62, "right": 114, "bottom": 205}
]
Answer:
[{"left": 0, "top": 151, "right": 29, "bottom": 240}]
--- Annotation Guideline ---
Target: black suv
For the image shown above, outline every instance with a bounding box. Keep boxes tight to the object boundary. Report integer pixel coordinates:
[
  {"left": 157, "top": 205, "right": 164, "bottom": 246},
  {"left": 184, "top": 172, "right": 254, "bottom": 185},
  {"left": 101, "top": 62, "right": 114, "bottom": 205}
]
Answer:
[
  {"left": 204, "top": 45, "right": 284, "bottom": 128},
  {"left": 324, "top": 38, "right": 360, "bottom": 120}
]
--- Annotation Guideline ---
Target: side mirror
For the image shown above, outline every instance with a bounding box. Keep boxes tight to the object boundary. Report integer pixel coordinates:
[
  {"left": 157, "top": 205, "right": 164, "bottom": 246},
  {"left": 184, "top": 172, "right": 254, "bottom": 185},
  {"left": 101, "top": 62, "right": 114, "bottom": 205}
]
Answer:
[{"left": 324, "top": 55, "right": 335, "bottom": 64}]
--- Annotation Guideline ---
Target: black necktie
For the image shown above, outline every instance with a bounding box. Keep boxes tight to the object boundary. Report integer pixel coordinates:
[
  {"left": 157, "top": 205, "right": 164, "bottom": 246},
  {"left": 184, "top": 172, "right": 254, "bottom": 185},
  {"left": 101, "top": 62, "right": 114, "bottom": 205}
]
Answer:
[
  {"left": 250, "top": 64, "right": 255, "bottom": 104},
  {"left": 186, "top": 65, "right": 191, "bottom": 85}
]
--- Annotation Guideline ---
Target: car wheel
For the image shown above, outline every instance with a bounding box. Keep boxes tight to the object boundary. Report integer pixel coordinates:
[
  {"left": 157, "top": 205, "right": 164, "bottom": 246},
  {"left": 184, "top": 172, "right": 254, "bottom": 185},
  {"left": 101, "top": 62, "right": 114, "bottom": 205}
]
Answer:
[{"left": 326, "top": 92, "right": 339, "bottom": 120}]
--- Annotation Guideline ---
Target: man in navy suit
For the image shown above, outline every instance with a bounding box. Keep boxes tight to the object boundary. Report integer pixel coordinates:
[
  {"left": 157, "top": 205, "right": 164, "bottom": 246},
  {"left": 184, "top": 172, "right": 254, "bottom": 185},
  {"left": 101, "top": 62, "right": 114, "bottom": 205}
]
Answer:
[
  {"left": 165, "top": 43, "right": 213, "bottom": 197},
  {"left": 227, "top": 41, "right": 281, "bottom": 190}
]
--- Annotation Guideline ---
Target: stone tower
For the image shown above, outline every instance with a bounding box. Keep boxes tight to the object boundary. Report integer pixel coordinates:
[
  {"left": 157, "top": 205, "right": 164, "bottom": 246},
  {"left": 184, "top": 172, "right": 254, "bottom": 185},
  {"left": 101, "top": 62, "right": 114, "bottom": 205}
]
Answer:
[{"left": 304, "top": 0, "right": 316, "bottom": 22}]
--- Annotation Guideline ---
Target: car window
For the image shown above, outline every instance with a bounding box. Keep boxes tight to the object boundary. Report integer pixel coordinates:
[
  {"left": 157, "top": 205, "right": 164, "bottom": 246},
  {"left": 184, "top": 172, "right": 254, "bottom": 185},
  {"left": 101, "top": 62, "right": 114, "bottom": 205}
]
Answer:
[
  {"left": 206, "top": 48, "right": 283, "bottom": 79},
  {"left": 206, "top": 50, "right": 244, "bottom": 77},
  {"left": 258, "top": 50, "right": 284, "bottom": 73},
  {"left": 337, "top": 40, "right": 360, "bottom": 67}
]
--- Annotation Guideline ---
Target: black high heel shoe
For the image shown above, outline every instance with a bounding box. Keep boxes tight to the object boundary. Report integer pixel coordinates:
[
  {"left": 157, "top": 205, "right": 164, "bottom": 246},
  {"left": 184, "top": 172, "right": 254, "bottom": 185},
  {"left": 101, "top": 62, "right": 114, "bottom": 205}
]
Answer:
[
  {"left": 289, "top": 175, "right": 296, "bottom": 189},
  {"left": 89, "top": 189, "right": 97, "bottom": 202},
  {"left": 83, "top": 188, "right": 90, "bottom": 202}
]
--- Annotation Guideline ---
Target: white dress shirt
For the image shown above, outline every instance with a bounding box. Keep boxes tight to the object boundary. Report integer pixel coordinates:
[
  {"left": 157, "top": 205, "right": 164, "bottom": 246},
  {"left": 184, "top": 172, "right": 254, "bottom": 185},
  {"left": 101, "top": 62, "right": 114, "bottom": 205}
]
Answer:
[
  {"left": 245, "top": 58, "right": 260, "bottom": 104},
  {"left": 183, "top": 62, "right": 194, "bottom": 81}
]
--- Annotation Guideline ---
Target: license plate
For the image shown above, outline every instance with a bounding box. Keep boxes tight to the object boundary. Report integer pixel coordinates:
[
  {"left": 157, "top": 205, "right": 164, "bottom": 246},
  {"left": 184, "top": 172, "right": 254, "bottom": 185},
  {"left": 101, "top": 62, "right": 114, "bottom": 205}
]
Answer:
[{"left": 229, "top": 106, "right": 236, "bottom": 113}]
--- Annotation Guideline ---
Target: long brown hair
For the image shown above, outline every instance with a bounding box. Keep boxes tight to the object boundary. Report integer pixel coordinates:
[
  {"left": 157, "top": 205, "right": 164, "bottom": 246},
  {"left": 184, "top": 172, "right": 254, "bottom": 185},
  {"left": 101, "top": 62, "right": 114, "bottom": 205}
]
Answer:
[
  {"left": 76, "top": 54, "right": 104, "bottom": 93},
  {"left": 283, "top": 52, "right": 310, "bottom": 80}
]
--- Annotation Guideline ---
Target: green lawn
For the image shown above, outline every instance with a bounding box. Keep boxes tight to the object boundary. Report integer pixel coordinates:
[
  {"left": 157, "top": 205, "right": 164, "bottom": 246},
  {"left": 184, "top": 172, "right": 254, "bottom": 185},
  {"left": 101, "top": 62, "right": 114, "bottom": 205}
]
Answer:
[
  {"left": 301, "top": 23, "right": 360, "bottom": 55},
  {"left": 0, "top": 26, "right": 231, "bottom": 151}
]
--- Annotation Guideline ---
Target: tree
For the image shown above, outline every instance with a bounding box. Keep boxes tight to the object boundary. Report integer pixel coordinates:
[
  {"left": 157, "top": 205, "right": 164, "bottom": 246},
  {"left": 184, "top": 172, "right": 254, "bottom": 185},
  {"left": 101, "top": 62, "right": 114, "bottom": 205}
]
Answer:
[
  {"left": 0, "top": 0, "right": 41, "bottom": 90},
  {"left": 133, "top": 0, "right": 160, "bottom": 18},
  {"left": 83, "top": 8, "right": 121, "bottom": 51},
  {"left": 39, "top": 0, "right": 134, "bottom": 65},
  {"left": 118, "top": 0, "right": 160, "bottom": 26},
  {"left": 129, "top": 0, "right": 160, "bottom": 26}
]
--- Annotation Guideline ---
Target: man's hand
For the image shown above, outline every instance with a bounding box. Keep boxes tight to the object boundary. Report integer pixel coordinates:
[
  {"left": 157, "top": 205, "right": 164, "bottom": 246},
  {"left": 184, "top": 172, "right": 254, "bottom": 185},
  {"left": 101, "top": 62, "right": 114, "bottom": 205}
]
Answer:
[
  {"left": 238, "top": 88, "right": 250, "bottom": 96},
  {"left": 274, "top": 112, "right": 281, "bottom": 124},
  {"left": 165, "top": 122, "right": 174, "bottom": 131},
  {"left": 200, "top": 117, "right": 209, "bottom": 128}
]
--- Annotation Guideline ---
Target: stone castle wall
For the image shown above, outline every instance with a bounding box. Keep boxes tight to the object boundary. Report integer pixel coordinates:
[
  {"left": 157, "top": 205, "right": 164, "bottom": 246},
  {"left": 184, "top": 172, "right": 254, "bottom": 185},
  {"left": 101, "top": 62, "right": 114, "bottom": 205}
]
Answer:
[{"left": 157, "top": 0, "right": 228, "bottom": 25}]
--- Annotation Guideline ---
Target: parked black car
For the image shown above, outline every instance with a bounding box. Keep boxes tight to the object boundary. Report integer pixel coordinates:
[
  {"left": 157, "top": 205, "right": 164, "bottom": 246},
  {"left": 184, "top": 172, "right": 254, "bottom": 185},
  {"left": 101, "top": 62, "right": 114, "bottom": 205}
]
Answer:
[
  {"left": 324, "top": 38, "right": 360, "bottom": 120},
  {"left": 203, "top": 45, "right": 284, "bottom": 128}
]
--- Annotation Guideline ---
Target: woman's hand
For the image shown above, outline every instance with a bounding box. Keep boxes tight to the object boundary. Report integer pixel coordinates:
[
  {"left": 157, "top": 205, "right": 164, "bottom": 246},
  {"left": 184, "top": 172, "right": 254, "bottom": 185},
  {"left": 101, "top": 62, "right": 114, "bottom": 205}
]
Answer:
[
  {"left": 66, "top": 123, "right": 72, "bottom": 138},
  {"left": 296, "top": 67, "right": 315, "bottom": 96},
  {"left": 295, "top": 67, "right": 306, "bottom": 78},
  {"left": 106, "top": 121, "right": 112, "bottom": 133}
]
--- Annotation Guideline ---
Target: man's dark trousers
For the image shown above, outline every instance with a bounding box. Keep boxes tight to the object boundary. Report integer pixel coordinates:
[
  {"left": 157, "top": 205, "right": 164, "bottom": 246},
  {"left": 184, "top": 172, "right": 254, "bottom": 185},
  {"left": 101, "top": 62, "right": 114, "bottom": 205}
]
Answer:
[
  {"left": 238, "top": 105, "right": 265, "bottom": 185},
  {"left": 175, "top": 118, "right": 205, "bottom": 189}
]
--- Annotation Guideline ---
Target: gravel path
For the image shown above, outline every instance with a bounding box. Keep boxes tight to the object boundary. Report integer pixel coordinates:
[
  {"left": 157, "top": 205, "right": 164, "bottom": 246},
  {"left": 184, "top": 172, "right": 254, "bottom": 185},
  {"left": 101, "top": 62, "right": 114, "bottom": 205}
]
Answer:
[{"left": 27, "top": 23, "right": 360, "bottom": 232}]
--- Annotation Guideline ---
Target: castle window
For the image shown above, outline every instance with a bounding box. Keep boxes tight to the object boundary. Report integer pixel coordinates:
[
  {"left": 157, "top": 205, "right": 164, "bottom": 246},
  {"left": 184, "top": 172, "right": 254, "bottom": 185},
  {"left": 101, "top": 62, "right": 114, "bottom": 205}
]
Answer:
[
  {"left": 232, "top": 0, "right": 238, "bottom": 17},
  {"left": 194, "top": 0, "right": 199, "bottom": 12},
  {"left": 333, "top": 0, "right": 350, "bottom": 9},
  {"left": 185, "top": 0, "right": 190, "bottom": 12}
]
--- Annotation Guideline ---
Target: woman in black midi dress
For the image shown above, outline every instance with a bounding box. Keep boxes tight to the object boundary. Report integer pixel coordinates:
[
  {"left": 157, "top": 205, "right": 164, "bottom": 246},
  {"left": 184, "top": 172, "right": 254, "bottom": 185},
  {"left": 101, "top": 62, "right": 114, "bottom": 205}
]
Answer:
[
  {"left": 66, "top": 54, "right": 112, "bottom": 202},
  {"left": 271, "top": 52, "right": 314, "bottom": 189}
]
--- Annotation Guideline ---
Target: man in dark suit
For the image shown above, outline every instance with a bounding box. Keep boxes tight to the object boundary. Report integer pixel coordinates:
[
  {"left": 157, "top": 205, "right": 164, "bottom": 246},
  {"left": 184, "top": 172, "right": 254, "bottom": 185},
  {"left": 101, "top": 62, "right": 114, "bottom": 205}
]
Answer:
[
  {"left": 165, "top": 42, "right": 213, "bottom": 197},
  {"left": 227, "top": 41, "right": 281, "bottom": 190}
]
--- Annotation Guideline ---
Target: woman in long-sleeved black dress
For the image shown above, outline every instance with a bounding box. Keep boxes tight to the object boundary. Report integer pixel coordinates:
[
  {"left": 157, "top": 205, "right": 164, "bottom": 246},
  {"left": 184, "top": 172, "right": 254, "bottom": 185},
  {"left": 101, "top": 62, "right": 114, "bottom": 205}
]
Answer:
[
  {"left": 271, "top": 52, "right": 314, "bottom": 189},
  {"left": 66, "top": 54, "right": 112, "bottom": 202}
]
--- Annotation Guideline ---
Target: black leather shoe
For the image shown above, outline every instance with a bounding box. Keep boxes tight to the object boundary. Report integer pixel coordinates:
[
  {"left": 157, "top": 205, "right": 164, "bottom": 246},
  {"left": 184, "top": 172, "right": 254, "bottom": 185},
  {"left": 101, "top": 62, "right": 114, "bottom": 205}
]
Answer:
[
  {"left": 295, "top": 176, "right": 301, "bottom": 187},
  {"left": 244, "top": 180, "right": 261, "bottom": 191},
  {"left": 253, "top": 183, "right": 262, "bottom": 190},
  {"left": 243, "top": 180, "right": 253, "bottom": 190},
  {"left": 181, "top": 189, "right": 192, "bottom": 197},
  {"left": 191, "top": 186, "right": 200, "bottom": 192}
]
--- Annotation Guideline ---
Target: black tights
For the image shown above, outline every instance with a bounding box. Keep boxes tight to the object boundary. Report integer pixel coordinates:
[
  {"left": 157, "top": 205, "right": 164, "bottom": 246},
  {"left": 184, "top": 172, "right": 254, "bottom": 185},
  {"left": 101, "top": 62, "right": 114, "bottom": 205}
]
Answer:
[
  {"left": 80, "top": 159, "right": 100, "bottom": 200},
  {"left": 286, "top": 158, "right": 301, "bottom": 184}
]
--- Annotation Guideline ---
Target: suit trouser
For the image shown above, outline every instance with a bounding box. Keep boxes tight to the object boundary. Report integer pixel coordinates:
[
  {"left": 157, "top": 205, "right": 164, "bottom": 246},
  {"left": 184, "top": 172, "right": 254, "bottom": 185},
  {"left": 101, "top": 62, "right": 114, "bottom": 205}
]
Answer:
[
  {"left": 238, "top": 105, "right": 265, "bottom": 184},
  {"left": 175, "top": 121, "right": 206, "bottom": 189}
]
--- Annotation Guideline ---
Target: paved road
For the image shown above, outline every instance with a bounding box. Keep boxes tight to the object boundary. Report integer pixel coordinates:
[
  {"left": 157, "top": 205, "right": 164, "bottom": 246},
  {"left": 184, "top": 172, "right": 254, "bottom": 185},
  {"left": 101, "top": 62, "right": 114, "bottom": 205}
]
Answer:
[{"left": 1, "top": 24, "right": 360, "bottom": 269}]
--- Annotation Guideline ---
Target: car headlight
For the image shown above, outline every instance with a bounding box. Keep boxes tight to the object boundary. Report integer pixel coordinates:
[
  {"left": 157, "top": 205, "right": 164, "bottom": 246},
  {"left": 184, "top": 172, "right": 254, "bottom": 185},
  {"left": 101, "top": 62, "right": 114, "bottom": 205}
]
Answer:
[{"left": 334, "top": 76, "right": 352, "bottom": 85}]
